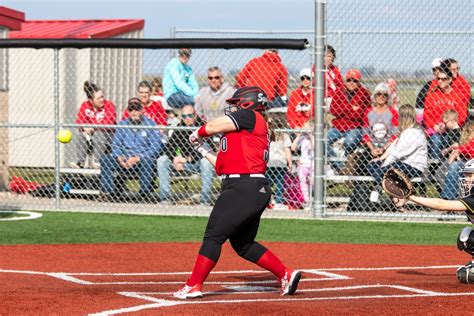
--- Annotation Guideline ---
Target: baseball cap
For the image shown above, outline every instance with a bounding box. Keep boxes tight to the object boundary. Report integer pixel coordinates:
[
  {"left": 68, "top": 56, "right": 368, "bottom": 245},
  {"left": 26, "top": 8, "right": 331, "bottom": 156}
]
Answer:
[
  {"left": 432, "top": 58, "right": 443, "bottom": 68},
  {"left": 179, "top": 48, "right": 192, "bottom": 58},
  {"left": 127, "top": 98, "right": 143, "bottom": 111},
  {"left": 299, "top": 68, "right": 313, "bottom": 78},
  {"left": 345, "top": 69, "right": 362, "bottom": 81}
]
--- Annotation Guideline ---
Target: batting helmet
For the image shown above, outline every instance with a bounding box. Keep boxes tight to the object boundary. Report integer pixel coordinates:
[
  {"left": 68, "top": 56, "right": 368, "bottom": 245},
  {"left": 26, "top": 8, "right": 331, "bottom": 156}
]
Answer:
[
  {"left": 225, "top": 86, "right": 268, "bottom": 112},
  {"left": 460, "top": 159, "right": 474, "bottom": 198}
]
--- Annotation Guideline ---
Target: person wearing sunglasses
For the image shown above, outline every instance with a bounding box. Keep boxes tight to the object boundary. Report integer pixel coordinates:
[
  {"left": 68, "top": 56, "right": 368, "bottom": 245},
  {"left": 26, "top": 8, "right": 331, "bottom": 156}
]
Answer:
[
  {"left": 444, "top": 58, "right": 471, "bottom": 107},
  {"left": 163, "top": 48, "right": 199, "bottom": 109},
  {"left": 415, "top": 57, "right": 443, "bottom": 110},
  {"left": 157, "top": 104, "right": 215, "bottom": 205},
  {"left": 195, "top": 66, "right": 235, "bottom": 121},
  {"left": 327, "top": 69, "right": 371, "bottom": 171},
  {"left": 286, "top": 68, "right": 315, "bottom": 129},
  {"left": 423, "top": 61, "right": 469, "bottom": 159}
]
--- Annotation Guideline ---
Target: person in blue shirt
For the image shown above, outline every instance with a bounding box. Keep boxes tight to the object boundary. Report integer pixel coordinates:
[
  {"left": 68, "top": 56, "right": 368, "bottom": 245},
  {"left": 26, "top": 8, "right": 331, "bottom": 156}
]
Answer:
[
  {"left": 100, "top": 98, "right": 163, "bottom": 201},
  {"left": 163, "top": 48, "right": 199, "bottom": 109}
]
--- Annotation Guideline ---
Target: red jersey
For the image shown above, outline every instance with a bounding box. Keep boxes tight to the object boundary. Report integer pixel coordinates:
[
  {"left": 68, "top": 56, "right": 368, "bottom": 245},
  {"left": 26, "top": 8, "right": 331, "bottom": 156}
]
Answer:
[
  {"left": 216, "top": 109, "right": 269, "bottom": 175},
  {"left": 75, "top": 99, "right": 117, "bottom": 129},
  {"left": 286, "top": 86, "right": 315, "bottom": 129},
  {"left": 235, "top": 51, "right": 288, "bottom": 101},
  {"left": 122, "top": 100, "right": 167, "bottom": 126},
  {"left": 330, "top": 86, "right": 371, "bottom": 132},
  {"left": 423, "top": 87, "right": 468, "bottom": 129}
]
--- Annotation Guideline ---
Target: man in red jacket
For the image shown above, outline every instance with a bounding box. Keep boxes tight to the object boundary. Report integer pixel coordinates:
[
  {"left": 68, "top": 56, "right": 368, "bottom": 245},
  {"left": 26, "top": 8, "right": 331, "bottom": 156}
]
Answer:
[
  {"left": 287, "top": 68, "right": 315, "bottom": 129},
  {"left": 236, "top": 49, "right": 288, "bottom": 108},
  {"left": 327, "top": 69, "right": 371, "bottom": 170}
]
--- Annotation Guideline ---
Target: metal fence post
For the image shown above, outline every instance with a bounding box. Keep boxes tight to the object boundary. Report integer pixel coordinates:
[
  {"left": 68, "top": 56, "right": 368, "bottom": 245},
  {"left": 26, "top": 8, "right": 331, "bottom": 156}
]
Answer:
[
  {"left": 54, "top": 48, "right": 61, "bottom": 210},
  {"left": 312, "top": 0, "right": 326, "bottom": 218}
]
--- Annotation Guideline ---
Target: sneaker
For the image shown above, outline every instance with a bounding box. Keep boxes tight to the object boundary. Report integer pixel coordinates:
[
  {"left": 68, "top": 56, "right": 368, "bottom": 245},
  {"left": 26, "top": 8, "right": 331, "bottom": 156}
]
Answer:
[
  {"left": 173, "top": 284, "right": 203, "bottom": 299},
  {"left": 69, "top": 162, "right": 83, "bottom": 169},
  {"left": 280, "top": 270, "right": 302, "bottom": 295}
]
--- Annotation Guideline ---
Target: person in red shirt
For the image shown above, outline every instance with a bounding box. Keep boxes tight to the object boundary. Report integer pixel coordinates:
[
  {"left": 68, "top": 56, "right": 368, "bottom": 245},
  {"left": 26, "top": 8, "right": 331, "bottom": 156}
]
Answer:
[
  {"left": 235, "top": 49, "right": 288, "bottom": 108},
  {"left": 327, "top": 69, "right": 371, "bottom": 170},
  {"left": 423, "top": 62, "right": 469, "bottom": 158},
  {"left": 173, "top": 86, "right": 301, "bottom": 299},
  {"left": 73, "top": 81, "right": 117, "bottom": 168},
  {"left": 445, "top": 58, "right": 471, "bottom": 107},
  {"left": 287, "top": 68, "right": 315, "bottom": 128},
  {"left": 122, "top": 80, "right": 167, "bottom": 127}
]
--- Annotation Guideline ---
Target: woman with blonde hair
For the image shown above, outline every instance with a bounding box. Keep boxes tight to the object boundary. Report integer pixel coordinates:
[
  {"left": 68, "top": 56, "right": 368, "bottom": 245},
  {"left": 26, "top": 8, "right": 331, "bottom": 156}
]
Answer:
[
  {"left": 441, "top": 121, "right": 474, "bottom": 200},
  {"left": 367, "top": 104, "right": 428, "bottom": 201}
]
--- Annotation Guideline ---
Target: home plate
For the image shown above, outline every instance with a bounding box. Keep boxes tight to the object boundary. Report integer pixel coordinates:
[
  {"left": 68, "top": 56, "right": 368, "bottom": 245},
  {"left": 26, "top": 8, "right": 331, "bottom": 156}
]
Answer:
[{"left": 223, "top": 285, "right": 276, "bottom": 292}]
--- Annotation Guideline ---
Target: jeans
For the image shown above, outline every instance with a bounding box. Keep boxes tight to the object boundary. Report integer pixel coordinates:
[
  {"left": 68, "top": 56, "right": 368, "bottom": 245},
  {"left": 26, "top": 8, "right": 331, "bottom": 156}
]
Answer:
[
  {"left": 326, "top": 128, "right": 363, "bottom": 170},
  {"left": 441, "top": 160, "right": 464, "bottom": 200},
  {"left": 157, "top": 155, "right": 215, "bottom": 204},
  {"left": 100, "top": 154, "right": 156, "bottom": 194},
  {"left": 167, "top": 92, "right": 195, "bottom": 109},
  {"left": 75, "top": 130, "right": 113, "bottom": 166},
  {"left": 428, "top": 133, "right": 450, "bottom": 159},
  {"left": 367, "top": 160, "right": 423, "bottom": 184},
  {"left": 266, "top": 166, "right": 287, "bottom": 204}
]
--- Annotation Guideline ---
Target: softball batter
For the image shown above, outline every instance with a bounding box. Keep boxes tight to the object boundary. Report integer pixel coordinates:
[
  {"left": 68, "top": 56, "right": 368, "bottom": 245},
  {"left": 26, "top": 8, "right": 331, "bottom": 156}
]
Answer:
[{"left": 173, "top": 86, "right": 301, "bottom": 299}]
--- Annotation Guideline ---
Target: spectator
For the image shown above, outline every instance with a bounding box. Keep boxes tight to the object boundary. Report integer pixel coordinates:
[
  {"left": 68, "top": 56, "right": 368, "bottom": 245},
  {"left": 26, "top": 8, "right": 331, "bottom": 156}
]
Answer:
[
  {"left": 423, "top": 61, "right": 469, "bottom": 158},
  {"left": 195, "top": 66, "right": 235, "bottom": 121},
  {"left": 122, "top": 80, "right": 168, "bottom": 127},
  {"left": 287, "top": 68, "right": 315, "bottom": 129},
  {"left": 415, "top": 57, "right": 443, "bottom": 109},
  {"left": 235, "top": 49, "right": 288, "bottom": 108},
  {"left": 440, "top": 121, "right": 474, "bottom": 200},
  {"left": 163, "top": 48, "right": 199, "bottom": 108},
  {"left": 323, "top": 45, "right": 345, "bottom": 110},
  {"left": 368, "top": 104, "right": 428, "bottom": 201},
  {"left": 359, "top": 82, "right": 399, "bottom": 173},
  {"left": 157, "top": 105, "right": 215, "bottom": 205},
  {"left": 386, "top": 78, "right": 399, "bottom": 110},
  {"left": 327, "top": 69, "right": 371, "bottom": 171},
  {"left": 444, "top": 58, "right": 471, "bottom": 106},
  {"left": 150, "top": 76, "right": 171, "bottom": 111},
  {"left": 72, "top": 81, "right": 117, "bottom": 169},
  {"left": 266, "top": 113, "right": 292, "bottom": 209},
  {"left": 291, "top": 121, "right": 314, "bottom": 204},
  {"left": 100, "top": 98, "right": 163, "bottom": 201},
  {"left": 434, "top": 109, "right": 461, "bottom": 190}
]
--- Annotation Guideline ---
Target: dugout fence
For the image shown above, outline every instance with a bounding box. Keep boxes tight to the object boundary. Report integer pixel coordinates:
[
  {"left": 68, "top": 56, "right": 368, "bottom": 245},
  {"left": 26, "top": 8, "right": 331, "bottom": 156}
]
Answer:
[{"left": 0, "top": 0, "right": 473, "bottom": 222}]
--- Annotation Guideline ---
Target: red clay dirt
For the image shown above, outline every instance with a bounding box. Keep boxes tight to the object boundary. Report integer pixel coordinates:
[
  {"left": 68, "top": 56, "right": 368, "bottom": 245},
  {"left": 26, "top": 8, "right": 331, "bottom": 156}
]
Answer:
[{"left": 0, "top": 242, "right": 472, "bottom": 315}]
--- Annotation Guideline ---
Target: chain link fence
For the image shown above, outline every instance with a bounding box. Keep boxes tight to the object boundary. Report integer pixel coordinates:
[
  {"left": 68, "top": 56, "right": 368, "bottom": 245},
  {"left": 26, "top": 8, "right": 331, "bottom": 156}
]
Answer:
[{"left": 1, "top": 0, "right": 473, "bottom": 221}]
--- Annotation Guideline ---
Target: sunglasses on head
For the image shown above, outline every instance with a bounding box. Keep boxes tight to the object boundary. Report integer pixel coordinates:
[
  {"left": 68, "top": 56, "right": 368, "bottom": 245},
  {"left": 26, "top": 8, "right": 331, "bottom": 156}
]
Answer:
[
  {"left": 300, "top": 75, "right": 311, "bottom": 81},
  {"left": 182, "top": 113, "right": 195, "bottom": 119},
  {"left": 208, "top": 76, "right": 221, "bottom": 80}
]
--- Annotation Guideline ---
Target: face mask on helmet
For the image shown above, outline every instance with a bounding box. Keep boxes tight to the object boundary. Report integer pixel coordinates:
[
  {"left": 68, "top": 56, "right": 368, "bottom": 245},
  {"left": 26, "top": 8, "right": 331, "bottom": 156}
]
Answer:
[{"left": 460, "top": 160, "right": 474, "bottom": 198}]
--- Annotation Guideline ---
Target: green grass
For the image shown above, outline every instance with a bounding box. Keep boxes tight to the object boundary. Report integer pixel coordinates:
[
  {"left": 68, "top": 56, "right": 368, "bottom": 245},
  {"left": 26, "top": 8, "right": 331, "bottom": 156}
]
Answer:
[{"left": 0, "top": 211, "right": 466, "bottom": 245}]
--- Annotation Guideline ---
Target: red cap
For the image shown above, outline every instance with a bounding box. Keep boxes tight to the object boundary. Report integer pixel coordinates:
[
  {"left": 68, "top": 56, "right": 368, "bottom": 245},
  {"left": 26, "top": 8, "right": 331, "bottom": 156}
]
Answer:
[{"left": 345, "top": 69, "right": 362, "bottom": 81}]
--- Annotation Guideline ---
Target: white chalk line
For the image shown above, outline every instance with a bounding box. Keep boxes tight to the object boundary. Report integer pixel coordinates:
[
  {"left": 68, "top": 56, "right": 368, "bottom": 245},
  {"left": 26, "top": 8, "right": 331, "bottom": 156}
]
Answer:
[
  {"left": 0, "top": 210, "right": 42, "bottom": 221},
  {"left": 2, "top": 265, "right": 470, "bottom": 315}
]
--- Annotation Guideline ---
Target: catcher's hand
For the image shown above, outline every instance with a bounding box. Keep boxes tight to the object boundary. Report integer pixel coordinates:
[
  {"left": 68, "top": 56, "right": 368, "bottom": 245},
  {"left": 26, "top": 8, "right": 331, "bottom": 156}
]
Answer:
[{"left": 382, "top": 168, "right": 414, "bottom": 199}]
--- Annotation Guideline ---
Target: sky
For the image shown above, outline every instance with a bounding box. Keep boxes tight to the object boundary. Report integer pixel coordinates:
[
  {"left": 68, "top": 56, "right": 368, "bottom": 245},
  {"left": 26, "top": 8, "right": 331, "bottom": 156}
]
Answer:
[{"left": 2, "top": 0, "right": 472, "bottom": 76}]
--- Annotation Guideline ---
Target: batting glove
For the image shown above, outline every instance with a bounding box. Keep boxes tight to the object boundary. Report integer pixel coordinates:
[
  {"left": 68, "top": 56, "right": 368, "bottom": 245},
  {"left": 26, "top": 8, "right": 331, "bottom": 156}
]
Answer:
[
  {"left": 197, "top": 143, "right": 212, "bottom": 157},
  {"left": 189, "top": 130, "right": 203, "bottom": 148}
]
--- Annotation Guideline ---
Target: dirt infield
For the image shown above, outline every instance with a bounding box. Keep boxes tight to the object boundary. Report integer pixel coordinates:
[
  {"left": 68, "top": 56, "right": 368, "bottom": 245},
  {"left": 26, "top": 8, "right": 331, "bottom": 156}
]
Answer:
[{"left": 1, "top": 242, "right": 473, "bottom": 315}]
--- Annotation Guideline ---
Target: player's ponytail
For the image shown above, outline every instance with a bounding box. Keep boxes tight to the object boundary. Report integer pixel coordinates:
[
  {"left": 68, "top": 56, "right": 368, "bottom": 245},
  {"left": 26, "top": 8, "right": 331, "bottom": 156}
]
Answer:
[{"left": 263, "top": 112, "right": 276, "bottom": 142}]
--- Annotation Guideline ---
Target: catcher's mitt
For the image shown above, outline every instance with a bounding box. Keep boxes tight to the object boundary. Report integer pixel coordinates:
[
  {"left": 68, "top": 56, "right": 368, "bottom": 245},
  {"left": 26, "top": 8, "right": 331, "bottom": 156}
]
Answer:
[{"left": 382, "top": 168, "right": 414, "bottom": 199}]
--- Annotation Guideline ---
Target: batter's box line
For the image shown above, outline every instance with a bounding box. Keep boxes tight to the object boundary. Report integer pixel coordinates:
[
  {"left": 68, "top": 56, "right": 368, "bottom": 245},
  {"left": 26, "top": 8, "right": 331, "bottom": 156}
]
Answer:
[{"left": 90, "top": 288, "right": 474, "bottom": 316}]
